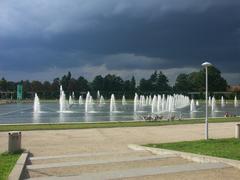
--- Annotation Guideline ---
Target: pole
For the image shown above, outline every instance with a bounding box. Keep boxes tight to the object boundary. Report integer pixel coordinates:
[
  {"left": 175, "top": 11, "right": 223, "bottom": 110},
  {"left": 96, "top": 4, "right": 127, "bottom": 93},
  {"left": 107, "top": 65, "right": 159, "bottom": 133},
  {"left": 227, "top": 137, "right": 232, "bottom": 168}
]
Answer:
[{"left": 205, "top": 67, "right": 208, "bottom": 140}]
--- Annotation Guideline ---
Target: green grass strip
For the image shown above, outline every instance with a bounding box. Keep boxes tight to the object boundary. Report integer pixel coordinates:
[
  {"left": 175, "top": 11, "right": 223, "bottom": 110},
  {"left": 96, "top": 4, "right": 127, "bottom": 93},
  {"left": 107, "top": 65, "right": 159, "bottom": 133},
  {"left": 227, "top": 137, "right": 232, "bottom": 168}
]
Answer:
[
  {"left": 0, "top": 152, "right": 21, "bottom": 180},
  {"left": 0, "top": 117, "right": 239, "bottom": 132},
  {"left": 146, "top": 138, "right": 240, "bottom": 161}
]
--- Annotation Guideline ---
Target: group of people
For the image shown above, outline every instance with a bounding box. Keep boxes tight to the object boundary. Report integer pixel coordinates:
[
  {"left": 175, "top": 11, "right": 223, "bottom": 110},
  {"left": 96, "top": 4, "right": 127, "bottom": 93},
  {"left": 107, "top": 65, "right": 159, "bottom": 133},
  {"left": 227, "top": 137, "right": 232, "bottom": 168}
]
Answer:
[
  {"left": 224, "top": 112, "right": 237, "bottom": 118},
  {"left": 141, "top": 114, "right": 182, "bottom": 121},
  {"left": 141, "top": 115, "right": 164, "bottom": 121}
]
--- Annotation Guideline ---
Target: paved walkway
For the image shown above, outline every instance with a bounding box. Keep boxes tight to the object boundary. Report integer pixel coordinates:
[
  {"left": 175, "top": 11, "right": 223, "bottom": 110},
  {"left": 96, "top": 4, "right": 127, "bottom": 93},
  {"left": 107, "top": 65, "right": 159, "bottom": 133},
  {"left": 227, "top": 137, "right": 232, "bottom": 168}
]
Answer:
[
  {"left": 1, "top": 122, "right": 240, "bottom": 179},
  {"left": 0, "top": 122, "right": 237, "bottom": 156}
]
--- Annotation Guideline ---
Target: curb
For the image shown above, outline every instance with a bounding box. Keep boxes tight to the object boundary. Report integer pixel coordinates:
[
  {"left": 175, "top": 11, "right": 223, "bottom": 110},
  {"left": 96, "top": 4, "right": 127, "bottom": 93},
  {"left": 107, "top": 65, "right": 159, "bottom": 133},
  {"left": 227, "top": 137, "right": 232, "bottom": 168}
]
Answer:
[
  {"left": 128, "top": 144, "right": 240, "bottom": 169},
  {"left": 8, "top": 152, "right": 29, "bottom": 180}
]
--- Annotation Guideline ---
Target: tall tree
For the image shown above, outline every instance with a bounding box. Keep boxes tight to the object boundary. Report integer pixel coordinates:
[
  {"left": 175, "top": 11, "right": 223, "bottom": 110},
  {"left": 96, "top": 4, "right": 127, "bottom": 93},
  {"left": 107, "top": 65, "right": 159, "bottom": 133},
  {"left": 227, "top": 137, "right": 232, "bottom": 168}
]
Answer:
[
  {"left": 0, "top": 78, "right": 8, "bottom": 91},
  {"left": 77, "top": 76, "right": 90, "bottom": 92},
  {"left": 174, "top": 73, "right": 191, "bottom": 93},
  {"left": 201, "top": 66, "right": 228, "bottom": 92},
  {"left": 92, "top": 75, "right": 104, "bottom": 91},
  {"left": 157, "top": 71, "right": 171, "bottom": 92}
]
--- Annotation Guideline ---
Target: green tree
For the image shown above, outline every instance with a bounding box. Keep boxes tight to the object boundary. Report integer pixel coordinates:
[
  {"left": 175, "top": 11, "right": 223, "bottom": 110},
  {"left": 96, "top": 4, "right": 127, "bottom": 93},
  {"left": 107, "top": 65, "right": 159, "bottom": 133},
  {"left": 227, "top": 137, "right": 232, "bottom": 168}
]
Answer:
[
  {"left": 174, "top": 73, "right": 192, "bottom": 93},
  {"left": 139, "top": 78, "right": 152, "bottom": 92},
  {"left": 157, "top": 71, "right": 171, "bottom": 92},
  {"left": 92, "top": 75, "right": 104, "bottom": 91},
  {"left": 77, "top": 76, "right": 90, "bottom": 92},
  {"left": 31, "top": 81, "right": 43, "bottom": 96},
  {"left": 51, "top": 78, "right": 60, "bottom": 99},
  {"left": 201, "top": 66, "right": 228, "bottom": 92},
  {"left": 0, "top": 78, "right": 8, "bottom": 91}
]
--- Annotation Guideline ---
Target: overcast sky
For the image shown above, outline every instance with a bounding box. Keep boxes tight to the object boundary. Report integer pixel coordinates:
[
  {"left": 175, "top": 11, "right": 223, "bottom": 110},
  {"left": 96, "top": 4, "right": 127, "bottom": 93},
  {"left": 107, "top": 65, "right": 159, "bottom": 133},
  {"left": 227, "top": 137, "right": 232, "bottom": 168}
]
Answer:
[{"left": 0, "top": 0, "right": 240, "bottom": 85}]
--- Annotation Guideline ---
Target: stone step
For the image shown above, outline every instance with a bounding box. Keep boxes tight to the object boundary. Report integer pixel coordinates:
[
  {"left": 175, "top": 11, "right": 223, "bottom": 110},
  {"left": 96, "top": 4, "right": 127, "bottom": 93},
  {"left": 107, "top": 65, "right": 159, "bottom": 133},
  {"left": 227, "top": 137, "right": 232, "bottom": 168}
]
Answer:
[
  {"left": 27, "top": 162, "right": 229, "bottom": 180},
  {"left": 30, "top": 151, "right": 139, "bottom": 161},
  {"left": 27, "top": 156, "right": 188, "bottom": 178},
  {"left": 30, "top": 151, "right": 153, "bottom": 165},
  {"left": 27, "top": 154, "right": 177, "bottom": 170}
]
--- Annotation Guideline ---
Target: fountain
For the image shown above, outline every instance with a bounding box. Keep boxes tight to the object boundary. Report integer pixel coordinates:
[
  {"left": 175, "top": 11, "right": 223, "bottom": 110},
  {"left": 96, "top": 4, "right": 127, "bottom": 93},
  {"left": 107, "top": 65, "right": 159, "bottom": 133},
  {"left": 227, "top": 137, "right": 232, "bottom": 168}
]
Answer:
[
  {"left": 196, "top": 100, "right": 199, "bottom": 106},
  {"left": 97, "top": 90, "right": 100, "bottom": 100},
  {"left": 221, "top": 96, "right": 225, "bottom": 107},
  {"left": 122, "top": 95, "right": 127, "bottom": 105},
  {"left": 99, "top": 95, "right": 105, "bottom": 105},
  {"left": 145, "top": 96, "right": 149, "bottom": 106},
  {"left": 234, "top": 96, "right": 239, "bottom": 107},
  {"left": 151, "top": 95, "right": 158, "bottom": 113},
  {"left": 211, "top": 96, "right": 217, "bottom": 112},
  {"left": 161, "top": 95, "right": 166, "bottom": 111},
  {"left": 85, "top": 92, "right": 93, "bottom": 113},
  {"left": 33, "top": 93, "right": 40, "bottom": 113},
  {"left": 148, "top": 96, "right": 152, "bottom": 105},
  {"left": 139, "top": 95, "right": 145, "bottom": 107},
  {"left": 157, "top": 95, "right": 161, "bottom": 112},
  {"left": 72, "top": 92, "right": 75, "bottom": 103},
  {"left": 190, "top": 99, "right": 196, "bottom": 112},
  {"left": 134, "top": 93, "right": 139, "bottom": 112},
  {"left": 59, "top": 85, "right": 67, "bottom": 112},
  {"left": 6, "top": 87, "right": 240, "bottom": 125},
  {"left": 208, "top": 96, "right": 212, "bottom": 106},
  {"left": 168, "top": 96, "right": 174, "bottom": 112},
  {"left": 110, "top": 94, "right": 117, "bottom": 112},
  {"left": 79, "top": 95, "right": 83, "bottom": 104},
  {"left": 69, "top": 96, "right": 73, "bottom": 105}
]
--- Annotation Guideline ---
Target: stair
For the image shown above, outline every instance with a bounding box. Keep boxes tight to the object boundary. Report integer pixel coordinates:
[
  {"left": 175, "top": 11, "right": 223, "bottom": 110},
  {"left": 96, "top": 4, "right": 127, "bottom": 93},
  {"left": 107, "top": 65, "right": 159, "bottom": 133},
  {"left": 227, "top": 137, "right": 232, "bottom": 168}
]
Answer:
[{"left": 24, "top": 149, "right": 231, "bottom": 180}]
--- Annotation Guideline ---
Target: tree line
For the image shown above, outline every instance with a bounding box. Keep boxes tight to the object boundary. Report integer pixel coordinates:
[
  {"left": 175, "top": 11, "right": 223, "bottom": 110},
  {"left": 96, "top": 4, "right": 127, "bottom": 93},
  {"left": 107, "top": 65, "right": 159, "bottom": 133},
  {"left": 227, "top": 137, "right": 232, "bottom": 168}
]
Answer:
[{"left": 0, "top": 66, "right": 229, "bottom": 99}]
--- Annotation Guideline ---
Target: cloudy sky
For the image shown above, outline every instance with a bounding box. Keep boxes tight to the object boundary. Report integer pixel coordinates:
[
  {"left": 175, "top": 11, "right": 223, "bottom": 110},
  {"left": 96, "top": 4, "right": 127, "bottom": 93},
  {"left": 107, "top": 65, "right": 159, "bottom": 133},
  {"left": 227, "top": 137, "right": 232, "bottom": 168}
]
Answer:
[{"left": 0, "top": 0, "right": 240, "bottom": 85}]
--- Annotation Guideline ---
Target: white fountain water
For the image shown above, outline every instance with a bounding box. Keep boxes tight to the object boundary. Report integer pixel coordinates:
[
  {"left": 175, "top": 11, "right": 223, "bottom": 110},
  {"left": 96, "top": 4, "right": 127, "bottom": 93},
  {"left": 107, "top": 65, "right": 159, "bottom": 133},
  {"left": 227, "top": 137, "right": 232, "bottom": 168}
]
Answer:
[
  {"left": 211, "top": 96, "right": 217, "bottom": 112},
  {"left": 69, "top": 95, "right": 73, "bottom": 105},
  {"left": 221, "top": 96, "right": 225, "bottom": 107},
  {"left": 157, "top": 95, "right": 161, "bottom": 112},
  {"left": 151, "top": 94, "right": 189, "bottom": 114},
  {"left": 110, "top": 94, "right": 117, "bottom": 112},
  {"left": 145, "top": 96, "right": 149, "bottom": 106},
  {"left": 97, "top": 90, "right": 100, "bottom": 100},
  {"left": 33, "top": 93, "right": 40, "bottom": 113},
  {"left": 162, "top": 94, "right": 166, "bottom": 111},
  {"left": 99, "top": 95, "right": 105, "bottom": 105},
  {"left": 190, "top": 99, "right": 196, "bottom": 112},
  {"left": 234, "top": 96, "right": 239, "bottom": 107},
  {"left": 59, "top": 85, "right": 67, "bottom": 112},
  {"left": 208, "top": 96, "right": 212, "bottom": 106},
  {"left": 168, "top": 96, "right": 175, "bottom": 112},
  {"left": 72, "top": 92, "right": 75, "bottom": 103},
  {"left": 79, "top": 95, "right": 83, "bottom": 104},
  {"left": 85, "top": 92, "right": 94, "bottom": 113},
  {"left": 134, "top": 93, "right": 139, "bottom": 112},
  {"left": 151, "top": 95, "right": 158, "bottom": 113},
  {"left": 139, "top": 95, "right": 145, "bottom": 107},
  {"left": 89, "top": 95, "right": 94, "bottom": 104},
  {"left": 122, "top": 95, "right": 127, "bottom": 105},
  {"left": 196, "top": 100, "right": 199, "bottom": 106},
  {"left": 148, "top": 96, "right": 152, "bottom": 105}
]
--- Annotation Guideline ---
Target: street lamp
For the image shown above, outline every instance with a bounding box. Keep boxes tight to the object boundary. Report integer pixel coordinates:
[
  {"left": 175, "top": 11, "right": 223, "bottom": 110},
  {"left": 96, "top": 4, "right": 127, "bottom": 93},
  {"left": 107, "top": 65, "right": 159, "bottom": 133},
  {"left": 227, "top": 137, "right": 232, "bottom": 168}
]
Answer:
[{"left": 202, "top": 62, "right": 212, "bottom": 140}]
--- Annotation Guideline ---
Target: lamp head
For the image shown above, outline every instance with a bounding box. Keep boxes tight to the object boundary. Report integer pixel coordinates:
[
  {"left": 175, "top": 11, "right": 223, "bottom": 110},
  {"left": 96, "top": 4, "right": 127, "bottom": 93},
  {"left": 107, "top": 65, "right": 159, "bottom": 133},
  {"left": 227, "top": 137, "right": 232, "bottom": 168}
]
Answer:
[{"left": 202, "top": 62, "right": 212, "bottom": 67}]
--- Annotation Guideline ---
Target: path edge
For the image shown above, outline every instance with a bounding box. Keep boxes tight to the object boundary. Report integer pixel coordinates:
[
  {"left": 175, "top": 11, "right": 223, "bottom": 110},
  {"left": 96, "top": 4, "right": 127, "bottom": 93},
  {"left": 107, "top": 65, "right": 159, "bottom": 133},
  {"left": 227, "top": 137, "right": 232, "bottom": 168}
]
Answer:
[
  {"left": 128, "top": 144, "right": 240, "bottom": 169},
  {"left": 8, "top": 152, "right": 29, "bottom": 180}
]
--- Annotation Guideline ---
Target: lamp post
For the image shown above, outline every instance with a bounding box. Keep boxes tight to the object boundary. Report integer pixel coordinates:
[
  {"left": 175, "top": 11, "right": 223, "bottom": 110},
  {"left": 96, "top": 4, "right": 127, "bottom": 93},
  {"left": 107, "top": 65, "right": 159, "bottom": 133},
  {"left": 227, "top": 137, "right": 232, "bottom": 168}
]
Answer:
[{"left": 202, "top": 62, "right": 212, "bottom": 140}]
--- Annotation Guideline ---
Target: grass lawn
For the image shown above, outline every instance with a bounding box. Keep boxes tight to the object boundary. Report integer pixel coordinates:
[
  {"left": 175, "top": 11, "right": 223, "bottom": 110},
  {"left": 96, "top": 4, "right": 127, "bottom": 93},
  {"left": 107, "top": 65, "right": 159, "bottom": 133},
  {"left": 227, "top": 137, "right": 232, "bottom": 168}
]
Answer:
[
  {"left": 146, "top": 138, "right": 240, "bottom": 161},
  {"left": 0, "top": 152, "right": 21, "bottom": 180},
  {"left": 0, "top": 117, "right": 239, "bottom": 132}
]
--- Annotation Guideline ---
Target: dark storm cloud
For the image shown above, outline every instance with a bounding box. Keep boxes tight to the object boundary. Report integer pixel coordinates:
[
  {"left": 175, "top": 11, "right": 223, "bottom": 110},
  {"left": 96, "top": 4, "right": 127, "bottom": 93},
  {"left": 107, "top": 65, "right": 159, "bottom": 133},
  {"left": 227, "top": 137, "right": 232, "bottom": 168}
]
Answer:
[{"left": 0, "top": 0, "right": 240, "bottom": 77}]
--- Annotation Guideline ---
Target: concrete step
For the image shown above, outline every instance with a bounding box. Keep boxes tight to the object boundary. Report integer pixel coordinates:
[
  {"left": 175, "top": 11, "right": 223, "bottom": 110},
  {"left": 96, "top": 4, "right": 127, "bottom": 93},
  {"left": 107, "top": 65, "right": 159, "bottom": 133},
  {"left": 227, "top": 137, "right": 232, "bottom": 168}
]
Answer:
[
  {"left": 27, "top": 162, "right": 229, "bottom": 180},
  {"left": 30, "top": 151, "right": 154, "bottom": 165},
  {"left": 27, "top": 156, "right": 188, "bottom": 178},
  {"left": 27, "top": 154, "right": 177, "bottom": 170}
]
